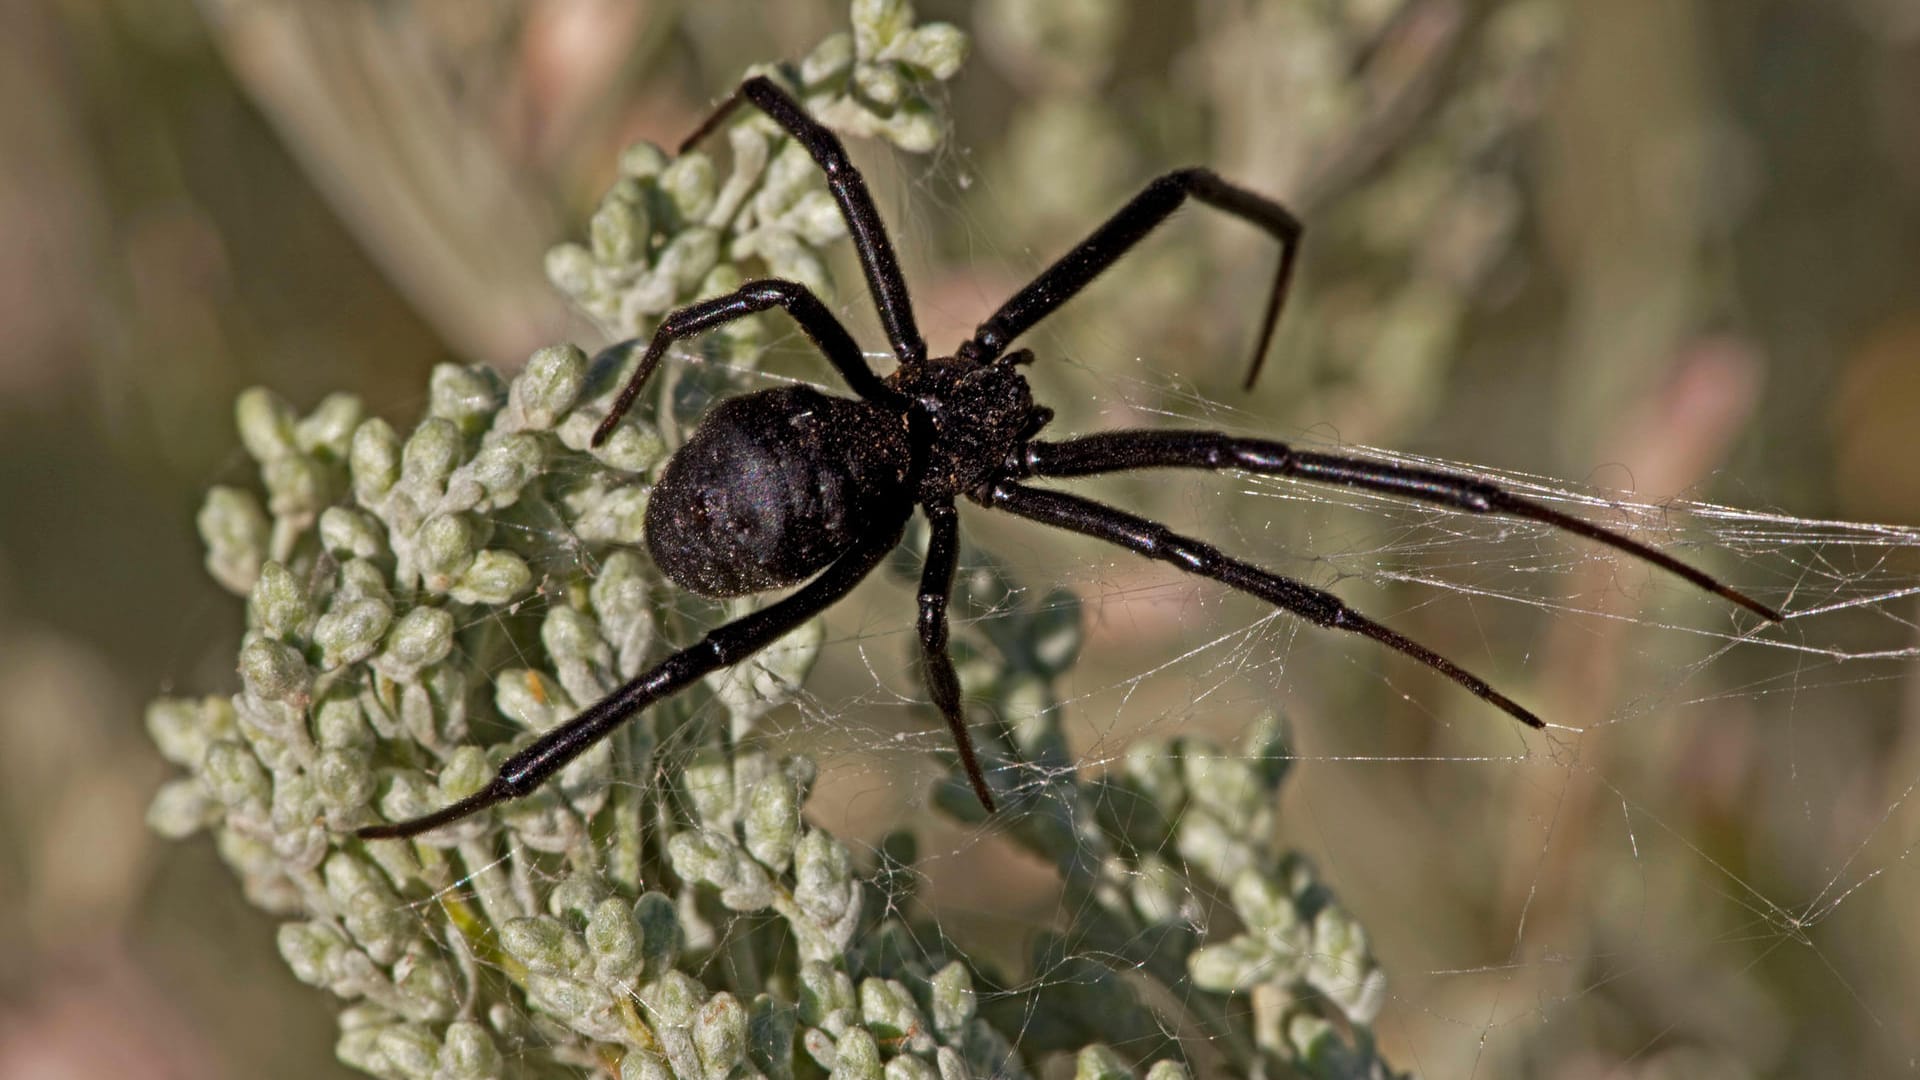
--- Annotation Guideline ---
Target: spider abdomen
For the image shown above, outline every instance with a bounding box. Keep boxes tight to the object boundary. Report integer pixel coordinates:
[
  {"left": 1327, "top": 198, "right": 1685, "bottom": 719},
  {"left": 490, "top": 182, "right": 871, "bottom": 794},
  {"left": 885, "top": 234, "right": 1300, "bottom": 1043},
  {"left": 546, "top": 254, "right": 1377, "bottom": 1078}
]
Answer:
[{"left": 643, "top": 385, "right": 912, "bottom": 597}]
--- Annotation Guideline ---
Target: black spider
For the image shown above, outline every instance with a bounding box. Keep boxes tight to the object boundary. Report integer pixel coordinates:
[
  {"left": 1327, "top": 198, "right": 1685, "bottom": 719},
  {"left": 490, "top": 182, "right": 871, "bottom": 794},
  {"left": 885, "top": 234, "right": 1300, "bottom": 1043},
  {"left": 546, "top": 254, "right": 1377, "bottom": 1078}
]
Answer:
[{"left": 357, "top": 77, "right": 1780, "bottom": 840}]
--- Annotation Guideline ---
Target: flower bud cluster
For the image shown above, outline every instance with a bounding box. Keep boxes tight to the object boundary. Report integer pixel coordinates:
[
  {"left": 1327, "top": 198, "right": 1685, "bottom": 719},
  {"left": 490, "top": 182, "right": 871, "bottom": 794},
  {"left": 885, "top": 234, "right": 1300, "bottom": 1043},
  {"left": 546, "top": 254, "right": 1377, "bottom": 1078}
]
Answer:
[
  {"left": 147, "top": 4, "right": 973, "bottom": 1075},
  {"left": 148, "top": 2, "right": 1408, "bottom": 1074},
  {"left": 914, "top": 548, "right": 1408, "bottom": 1078},
  {"left": 546, "top": 0, "right": 968, "bottom": 344},
  {"left": 153, "top": 341, "right": 703, "bottom": 1075}
]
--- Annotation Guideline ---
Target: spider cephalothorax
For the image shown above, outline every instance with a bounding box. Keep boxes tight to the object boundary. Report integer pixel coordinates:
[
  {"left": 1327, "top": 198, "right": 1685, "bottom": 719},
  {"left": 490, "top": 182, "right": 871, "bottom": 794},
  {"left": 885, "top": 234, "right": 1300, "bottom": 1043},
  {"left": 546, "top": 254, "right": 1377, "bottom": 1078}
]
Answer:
[
  {"left": 357, "top": 76, "right": 1779, "bottom": 841},
  {"left": 889, "top": 350, "right": 1051, "bottom": 503}
]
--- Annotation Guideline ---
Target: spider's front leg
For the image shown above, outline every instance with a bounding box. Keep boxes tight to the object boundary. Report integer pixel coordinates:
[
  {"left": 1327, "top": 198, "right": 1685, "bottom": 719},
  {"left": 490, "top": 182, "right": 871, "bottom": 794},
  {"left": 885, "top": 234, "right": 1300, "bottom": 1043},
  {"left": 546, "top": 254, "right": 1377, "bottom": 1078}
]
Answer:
[
  {"left": 592, "top": 278, "right": 902, "bottom": 446},
  {"left": 1018, "top": 430, "right": 1781, "bottom": 621},
  {"left": 985, "top": 480, "right": 1545, "bottom": 730},
  {"left": 682, "top": 76, "right": 926, "bottom": 365},
  {"left": 356, "top": 513, "right": 908, "bottom": 840},
  {"left": 962, "top": 169, "right": 1303, "bottom": 389},
  {"left": 917, "top": 501, "right": 997, "bottom": 811}
]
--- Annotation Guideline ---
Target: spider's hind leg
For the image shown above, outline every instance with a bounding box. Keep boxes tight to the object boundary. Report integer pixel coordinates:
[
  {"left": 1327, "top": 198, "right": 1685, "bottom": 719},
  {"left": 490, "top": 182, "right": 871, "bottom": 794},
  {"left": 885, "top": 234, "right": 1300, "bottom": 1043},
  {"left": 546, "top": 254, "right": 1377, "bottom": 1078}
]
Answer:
[
  {"left": 356, "top": 513, "right": 909, "bottom": 840},
  {"left": 591, "top": 279, "right": 901, "bottom": 447}
]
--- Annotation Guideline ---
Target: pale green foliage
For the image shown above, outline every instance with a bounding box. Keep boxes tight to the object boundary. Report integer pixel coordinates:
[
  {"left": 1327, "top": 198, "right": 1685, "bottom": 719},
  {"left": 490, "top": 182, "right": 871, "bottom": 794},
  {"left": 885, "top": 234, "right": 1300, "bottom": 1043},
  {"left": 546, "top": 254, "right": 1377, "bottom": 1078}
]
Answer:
[
  {"left": 546, "top": 0, "right": 971, "bottom": 343},
  {"left": 147, "top": 2, "right": 1414, "bottom": 1076},
  {"left": 887, "top": 545, "right": 1407, "bottom": 1078}
]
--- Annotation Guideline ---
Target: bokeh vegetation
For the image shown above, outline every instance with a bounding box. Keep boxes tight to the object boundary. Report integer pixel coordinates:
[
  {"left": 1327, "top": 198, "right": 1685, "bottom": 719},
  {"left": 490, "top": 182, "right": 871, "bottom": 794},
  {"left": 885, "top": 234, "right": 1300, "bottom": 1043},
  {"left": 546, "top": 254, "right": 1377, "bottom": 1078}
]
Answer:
[{"left": 5, "top": 0, "right": 1920, "bottom": 1076}]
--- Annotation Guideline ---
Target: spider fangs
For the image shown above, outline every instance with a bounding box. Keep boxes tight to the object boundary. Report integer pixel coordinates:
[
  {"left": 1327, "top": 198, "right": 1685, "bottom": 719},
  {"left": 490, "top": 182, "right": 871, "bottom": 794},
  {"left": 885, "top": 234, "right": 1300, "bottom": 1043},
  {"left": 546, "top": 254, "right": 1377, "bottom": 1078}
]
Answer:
[{"left": 356, "top": 77, "right": 1781, "bottom": 841}]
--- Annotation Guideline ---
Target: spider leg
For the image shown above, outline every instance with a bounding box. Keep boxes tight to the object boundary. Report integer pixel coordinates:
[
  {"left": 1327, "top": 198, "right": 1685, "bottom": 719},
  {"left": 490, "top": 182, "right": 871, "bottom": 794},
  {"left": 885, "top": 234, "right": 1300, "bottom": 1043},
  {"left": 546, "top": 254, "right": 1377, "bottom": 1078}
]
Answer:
[
  {"left": 592, "top": 278, "right": 904, "bottom": 447},
  {"left": 984, "top": 480, "right": 1545, "bottom": 729},
  {"left": 963, "top": 169, "right": 1303, "bottom": 390},
  {"left": 1018, "top": 430, "right": 1781, "bottom": 621},
  {"left": 356, "top": 512, "right": 908, "bottom": 840},
  {"left": 681, "top": 76, "right": 925, "bottom": 364},
  {"left": 919, "top": 501, "right": 997, "bottom": 811}
]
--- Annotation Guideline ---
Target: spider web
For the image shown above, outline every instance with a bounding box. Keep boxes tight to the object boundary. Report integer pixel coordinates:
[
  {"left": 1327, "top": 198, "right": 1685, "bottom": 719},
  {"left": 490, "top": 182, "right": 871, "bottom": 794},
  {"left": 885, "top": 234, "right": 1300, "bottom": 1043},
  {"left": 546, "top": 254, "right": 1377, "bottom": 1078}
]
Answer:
[
  {"left": 999, "top": 370, "right": 1918, "bottom": 1076},
  {"left": 429, "top": 335, "right": 1920, "bottom": 1077},
  {"left": 333, "top": 118, "right": 1919, "bottom": 1074},
  {"left": 950, "top": 442, "right": 1905, "bottom": 1072}
]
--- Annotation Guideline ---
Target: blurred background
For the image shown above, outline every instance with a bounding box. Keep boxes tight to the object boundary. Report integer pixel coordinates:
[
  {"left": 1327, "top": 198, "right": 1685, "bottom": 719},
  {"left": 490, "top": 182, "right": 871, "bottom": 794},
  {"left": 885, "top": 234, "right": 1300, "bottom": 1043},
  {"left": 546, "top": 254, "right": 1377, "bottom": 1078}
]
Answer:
[{"left": 3, "top": 0, "right": 1919, "bottom": 1076}]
